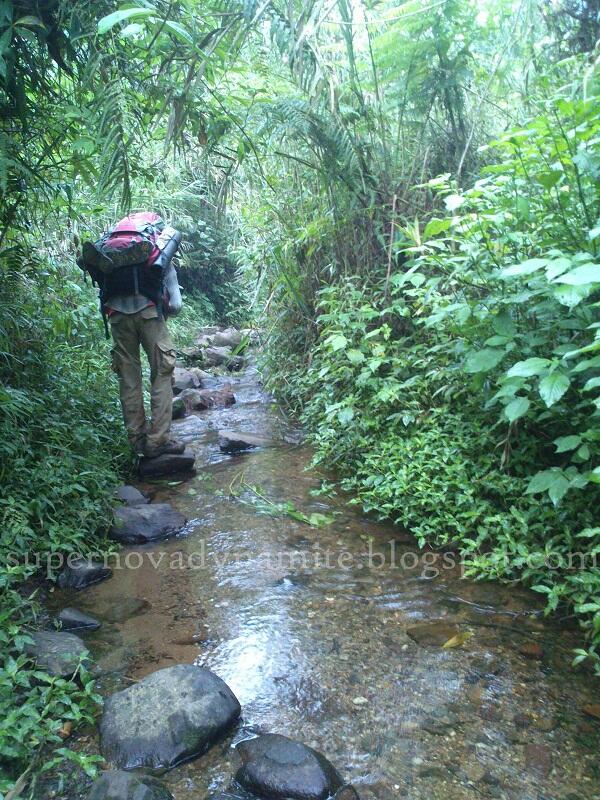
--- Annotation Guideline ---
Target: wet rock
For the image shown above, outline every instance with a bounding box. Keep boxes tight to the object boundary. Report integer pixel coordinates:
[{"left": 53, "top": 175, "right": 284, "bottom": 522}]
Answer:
[
  {"left": 204, "top": 346, "right": 244, "bottom": 370},
  {"left": 333, "top": 788, "right": 360, "bottom": 800},
  {"left": 172, "top": 396, "right": 186, "bottom": 420},
  {"left": 172, "top": 366, "right": 201, "bottom": 394},
  {"left": 88, "top": 770, "right": 173, "bottom": 800},
  {"left": 513, "top": 712, "right": 531, "bottom": 729},
  {"left": 114, "top": 485, "right": 149, "bottom": 506},
  {"left": 218, "top": 430, "right": 271, "bottom": 453},
  {"left": 189, "top": 367, "right": 212, "bottom": 382},
  {"left": 137, "top": 449, "right": 195, "bottom": 478},
  {"left": 524, "top": 743, "right": 552, "bottom": 777},
  {"left": 99, "top": 597, "right": 150, "bottom": 624},
  {"left": 582, "top": 703, "right": 600, "bottom": 721},
  {"left": 25, "top": 630, "right": 89, "bottom": 677},
  {"left": 110, "top": 504, "right": 186, "bottom": 545},
  {"left": 57, "top": 557, "right": 112, "bottom": 591},
  {"left": 57, "top": 608, "right": 101, "bottom": 632},
  {"left": 180, "top": 386, "right": 235, "bottom": 411},
  {"left": 534, "top": 716, "right": 557, "bottom": 732},
  {"left": 519, "top": 641, "right": 544, "bottom": 660},
  {"left": 210, "top": 328, "right": 243, "bottom": 348},
  {"left": 235, "top": 733, "right": 343, "bottom": 800},
  {"left": 197, "top": 325, "right": 221, "bottom": 337},
  {"left": 100, "top": 664, "right": 241, "bottom": 771},
  {"left": 179, "top": 345, "right": 205, "bottom": 364},
  {"left": 406, "top": 622, "right": 459, "bottom": 647}
]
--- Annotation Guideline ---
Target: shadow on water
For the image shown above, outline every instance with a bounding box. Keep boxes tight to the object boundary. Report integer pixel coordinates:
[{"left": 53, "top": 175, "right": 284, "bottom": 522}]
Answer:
[{"left": 52, "top": 363, "right": 600, "bottom": 800}]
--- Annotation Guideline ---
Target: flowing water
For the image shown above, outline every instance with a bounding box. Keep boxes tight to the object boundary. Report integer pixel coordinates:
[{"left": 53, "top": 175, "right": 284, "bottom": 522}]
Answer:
[{"left": 51, "top": 363, "right": 600, "bottom": 800}]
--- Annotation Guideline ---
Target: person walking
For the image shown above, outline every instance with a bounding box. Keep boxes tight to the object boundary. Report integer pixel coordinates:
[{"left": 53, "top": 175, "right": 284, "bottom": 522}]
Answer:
[{"left": 80, "top": 212, "right": 185, "bottom": 458}]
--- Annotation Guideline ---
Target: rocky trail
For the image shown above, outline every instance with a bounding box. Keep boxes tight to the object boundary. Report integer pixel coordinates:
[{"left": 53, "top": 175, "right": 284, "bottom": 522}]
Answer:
[{"left": 38, "top": 329, "right": 600, "bottom": 800}]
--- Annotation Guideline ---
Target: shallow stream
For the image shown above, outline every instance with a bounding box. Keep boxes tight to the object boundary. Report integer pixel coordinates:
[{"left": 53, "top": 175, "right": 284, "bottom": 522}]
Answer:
[{"left": 52, "top": 363, "right": 600, "bottom": 800}]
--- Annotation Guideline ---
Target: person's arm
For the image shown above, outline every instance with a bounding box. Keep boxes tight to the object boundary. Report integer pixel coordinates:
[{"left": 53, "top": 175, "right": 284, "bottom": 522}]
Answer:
[{"left": 163, "top": 261, "right": 182, "bottom": 316}]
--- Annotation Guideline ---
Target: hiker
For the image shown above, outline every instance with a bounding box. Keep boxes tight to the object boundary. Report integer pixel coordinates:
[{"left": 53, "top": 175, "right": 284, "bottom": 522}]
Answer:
[{"left": 79, "top": 212, "right": 185, "bottom": 458}]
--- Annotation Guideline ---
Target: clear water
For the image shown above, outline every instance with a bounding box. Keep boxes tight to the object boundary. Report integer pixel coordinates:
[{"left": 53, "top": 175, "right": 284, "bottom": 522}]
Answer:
[{"left": 52, "top": 364, "right": 600, "bottom": 800}]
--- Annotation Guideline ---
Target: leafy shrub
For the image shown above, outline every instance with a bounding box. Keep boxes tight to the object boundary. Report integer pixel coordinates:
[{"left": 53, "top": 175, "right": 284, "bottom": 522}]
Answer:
[
  {"left": 271, "top": 63, "right": 600, "bottom": 672},
  {"left": 0, "top": 246, "right": 130, "bottom": 792}
]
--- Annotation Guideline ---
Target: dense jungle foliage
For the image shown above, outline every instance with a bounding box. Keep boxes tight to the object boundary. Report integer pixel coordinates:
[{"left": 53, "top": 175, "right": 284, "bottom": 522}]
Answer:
[{"left": 0, "top": 0, "right": 599, "bottom": 795}]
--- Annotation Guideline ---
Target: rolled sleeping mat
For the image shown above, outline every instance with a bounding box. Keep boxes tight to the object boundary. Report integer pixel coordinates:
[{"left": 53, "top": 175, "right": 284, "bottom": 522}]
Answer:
[{"left": 153, "top": 226, "right": 182, "bottom": 269}]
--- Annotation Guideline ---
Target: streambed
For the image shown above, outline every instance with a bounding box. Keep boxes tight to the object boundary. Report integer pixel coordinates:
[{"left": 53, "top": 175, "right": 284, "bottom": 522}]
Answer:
[{"left": 51, "top": 362, "right": 600, "bottom": 800}]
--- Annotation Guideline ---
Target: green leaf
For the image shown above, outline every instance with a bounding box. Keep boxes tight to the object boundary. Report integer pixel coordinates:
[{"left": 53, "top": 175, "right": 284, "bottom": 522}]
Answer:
[
  {"left": 501, "top": 258, "right": 548, "bottom": 278},
  {"left": 464, "top": 348, "right": 505, "bottom": 374},
  {"left": 346, "top": 349, "right": 365, "bottom": 364},
  {"left": 14, "top": 15, "right": 46, "bottom": 27},
  {"left": 97, "top": 8, "right": 156, "bottom": 35},
  {"left": 327, "top": 334, "right": 348, "bottom": 352},
  {"left": 492, "top": 313, "right": 516, "bottom": 337},
  {"left": 539, "top": 372, "right": 570, "bottom": 407},
  {"left": 423, "top": 218, "right": 451, "bottom": 239},
  {"left": 504, "top": 396, "right": 530, "bottom": 422},
  {"left": 553, "top": 284, "right": 590, "bottom": 308},
  {"left": 553, "top": 263, "right": 600, "bottom": 286},
  {"left": 526, "top": 469, "right": 563, "bottom": 494},
  {"left": 583, "top": 377, "right": 600, "bottom": 392},
  {"left": 507, "top": 358, "right": 551, "bottom": 378},
  {"left": 588, "top": 467, "right": 600, "bottom": 484},
  {"left": 536, "top": 170, "right": 562, "bottom": 189},
  {"left": 338, "top": 407, "right": 354, "bottom": 424},
  {"left": 444, "top": 194, "right": 464, "bottom": 212},
  {"left": 554, "top": 435, "right": 582, "bottom": 453}
]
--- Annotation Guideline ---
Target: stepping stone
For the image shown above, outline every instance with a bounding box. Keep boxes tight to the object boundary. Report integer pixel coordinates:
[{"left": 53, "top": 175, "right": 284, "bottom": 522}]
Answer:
[
  {"left": 180, "top": 386, "right": 235, "bottom": 411},
  {"left": 25, "top": 630, "right": 89, "bottom": 677},
  {"left": 57, "top": 608, "right": 101, "bottom": 632},
  {"left": 138, "top": 449, "right": 195, "bottom": 479},
  {"left": 114, "top": 485, "right": 149, "bottom": 506},
  {"left": 218, "top": 430, "right": 271, "bottom": 453},
  {"left": 235, "top": 734, "right": 344, "bottom": 800},
  {"left": 110, "top": 504, "right": 186, "bottom": 545},
  {"left": 57, "top": 557, "right": 112, "bottom": 591},
  {"left": 88, "top": 770, "right": 174, "bottom": 800},
  {"left": 172, "top": 366, "right": 201, "bottom": 394},
  {"left": 100, "top": 664, "right": 241, "bottom": 771}
]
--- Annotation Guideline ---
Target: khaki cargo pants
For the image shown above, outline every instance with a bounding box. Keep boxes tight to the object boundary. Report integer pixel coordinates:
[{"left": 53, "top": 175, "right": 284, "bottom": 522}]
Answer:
[{"left": 109, "top": 308, "right": 176, "bottom": 452}]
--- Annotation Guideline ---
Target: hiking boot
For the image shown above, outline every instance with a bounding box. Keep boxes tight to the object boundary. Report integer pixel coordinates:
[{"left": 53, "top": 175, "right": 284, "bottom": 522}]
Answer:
[
  {"left": 131, "top": 434, "right": 147, "bottom": 457},
  {"left": 144, "top": 438, "right": 185, "bottom": 458}
]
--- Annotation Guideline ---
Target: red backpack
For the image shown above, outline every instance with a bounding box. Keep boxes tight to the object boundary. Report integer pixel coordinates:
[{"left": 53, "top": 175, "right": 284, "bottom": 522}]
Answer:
[{"left": 81, "top": 211, "right": 164, "bottom": 273}]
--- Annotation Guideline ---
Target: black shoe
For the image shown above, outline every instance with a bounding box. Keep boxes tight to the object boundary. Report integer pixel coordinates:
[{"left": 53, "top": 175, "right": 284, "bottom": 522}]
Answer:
[{"left": 144, "top": 438, "right": 185, "bottom": 458}]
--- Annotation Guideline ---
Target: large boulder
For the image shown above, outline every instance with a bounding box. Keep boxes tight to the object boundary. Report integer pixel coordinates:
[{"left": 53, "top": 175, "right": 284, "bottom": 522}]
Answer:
[
  {"left": 110, "top": 504, "right": 186, "bottom": 545},
  {"left": 57, "top": 557, "right": 112, "bottom": 591},
  {"left": 114, "top": 485, "right": 149, "bottom": 506},
  {"left": 172, "top": 366, "right": 201, "bottom": 395},
  {"left": 57, "top": 608, "right": 101, "bottom": 632},
  {"left": 218, "top": 430, "right": 271, "bottom": 453},
  {"left": 180, "top": 386, "right": 235, "bottom": 411},
  {"left": 88, "top": 770, "right": 173, "bottom": 800},
  {"left": 100, "top": 665, "right": 241, "bottom": 771},
  {"left": 138, "top": 449, "right": 196, "bottom": 479},
  {"left": 235, "top": 734, "right": 344, "bottom": 800},
  {"left": 25, "top": 630, "right": 89, "bottom": 677}
]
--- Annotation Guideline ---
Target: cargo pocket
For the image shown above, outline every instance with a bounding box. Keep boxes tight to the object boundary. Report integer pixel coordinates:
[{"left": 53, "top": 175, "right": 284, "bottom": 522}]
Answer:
[
  {"left": 156, "top": 340, "right": 176, "bottom": 376},
  {"left": 110, "top": 347, "right": 122, "bottom": 376}
]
